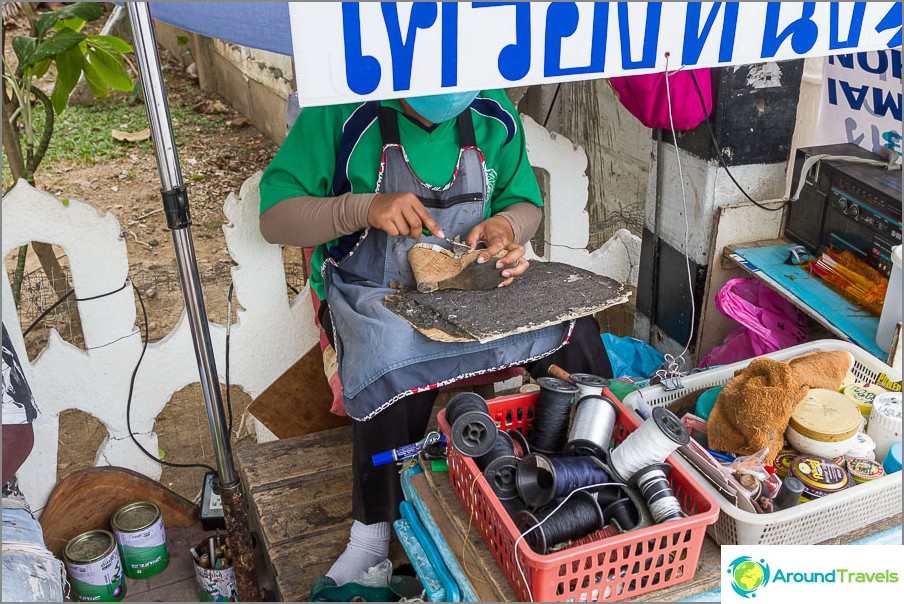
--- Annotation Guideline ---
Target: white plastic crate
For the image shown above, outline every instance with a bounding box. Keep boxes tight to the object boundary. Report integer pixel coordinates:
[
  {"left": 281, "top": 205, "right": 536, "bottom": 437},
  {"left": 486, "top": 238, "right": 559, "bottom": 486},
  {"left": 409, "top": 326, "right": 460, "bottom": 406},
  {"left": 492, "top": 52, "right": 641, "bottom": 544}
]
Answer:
[{"left": 621, "top": 339, "right": 902, "bottom": 545}]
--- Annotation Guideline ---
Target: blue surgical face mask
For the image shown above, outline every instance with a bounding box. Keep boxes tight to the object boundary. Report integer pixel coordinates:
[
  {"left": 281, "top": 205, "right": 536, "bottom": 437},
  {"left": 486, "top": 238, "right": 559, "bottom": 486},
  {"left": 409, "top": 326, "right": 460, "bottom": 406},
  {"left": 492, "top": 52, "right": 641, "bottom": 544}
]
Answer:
[{"left": 405, "top": 91, "right": 479, "bottom": 124}]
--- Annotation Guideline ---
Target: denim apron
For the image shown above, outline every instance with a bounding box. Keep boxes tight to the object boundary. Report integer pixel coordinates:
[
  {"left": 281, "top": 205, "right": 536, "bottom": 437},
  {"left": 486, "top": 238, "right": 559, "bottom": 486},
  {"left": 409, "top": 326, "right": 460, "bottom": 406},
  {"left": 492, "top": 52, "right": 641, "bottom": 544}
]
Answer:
[{"left": 323, "top": 107, "right": 570, "bottom": 420}]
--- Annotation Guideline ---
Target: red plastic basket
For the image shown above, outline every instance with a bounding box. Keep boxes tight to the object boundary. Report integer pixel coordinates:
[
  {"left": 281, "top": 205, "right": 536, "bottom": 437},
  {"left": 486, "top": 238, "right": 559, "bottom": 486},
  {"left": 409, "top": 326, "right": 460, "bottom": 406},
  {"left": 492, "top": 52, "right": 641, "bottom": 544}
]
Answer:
[{"left": 437, "top": 390, "right": 720, "bottom": 602}]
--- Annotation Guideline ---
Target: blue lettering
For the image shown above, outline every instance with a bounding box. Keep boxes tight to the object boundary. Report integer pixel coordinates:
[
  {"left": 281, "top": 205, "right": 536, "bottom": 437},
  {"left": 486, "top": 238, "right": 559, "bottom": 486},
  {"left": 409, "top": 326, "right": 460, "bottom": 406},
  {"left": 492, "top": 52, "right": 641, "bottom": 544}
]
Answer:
[
  {"left": 828, "top": 53, "right": 856, "bottom": 69},
  {"left": 618, "top": 2, "right": 662, "bottom": 69},
  {"left": 342, "top": 2, "right": 381, "bottom": 95},
  {"left": 473, "top": 2, "right": 531, "bottom": 81},
  {"left": 441, "top": 3, "right": 458, "bottom": 87},
  {"left": 544, "top": 2, "right": 609, "bottom": 77},
  {"left": 381, "top": 2, "right": 438, "bottom": 92},
  {"left": 857, "top": 51, "right": 888, "bottom": 75},
  {"left": 882, "top": 130, "right": 902, "bottom": 156},
  {"left": 841, "top": 80, "right": 869, "bottom": 110},
  {"left": 873, "top": 88, "right": 902, "bottom": 120},
  {"left": 875, "top": 2, "right": 903, "bottom": 49},
  {"left": 893, "top": 50, "right": 902, "bottom": 79},
  {"left": 830, "top": 2, "right": 866, "bottom": 49},
  {"left": 827, "top": 77, "right": 838, "bottom": 105},
  {"left": 761, "top": 2, "right": 818, "bottom": 58},
  {"left": 682, "top": 2, "right": 739, "bottom": 64}
]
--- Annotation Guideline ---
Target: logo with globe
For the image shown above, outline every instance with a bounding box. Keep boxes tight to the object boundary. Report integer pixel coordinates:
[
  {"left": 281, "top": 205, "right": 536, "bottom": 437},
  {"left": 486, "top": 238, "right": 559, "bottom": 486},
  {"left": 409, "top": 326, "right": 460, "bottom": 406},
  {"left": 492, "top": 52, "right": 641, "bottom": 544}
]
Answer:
[{"left": 727, "top": 556, "right": 771, "bottom": 598}]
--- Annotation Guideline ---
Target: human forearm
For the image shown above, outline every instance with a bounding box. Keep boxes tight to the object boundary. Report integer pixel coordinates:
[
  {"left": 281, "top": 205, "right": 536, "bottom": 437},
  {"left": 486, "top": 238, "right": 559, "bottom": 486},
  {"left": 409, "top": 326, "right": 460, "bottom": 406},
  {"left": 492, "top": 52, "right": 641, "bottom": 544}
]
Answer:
[
  {"left": 259, "top": 193, "right": 376, "bottom": 247},
  {"left": 495, "top": 202, "right": 543, "bottom": 246}
]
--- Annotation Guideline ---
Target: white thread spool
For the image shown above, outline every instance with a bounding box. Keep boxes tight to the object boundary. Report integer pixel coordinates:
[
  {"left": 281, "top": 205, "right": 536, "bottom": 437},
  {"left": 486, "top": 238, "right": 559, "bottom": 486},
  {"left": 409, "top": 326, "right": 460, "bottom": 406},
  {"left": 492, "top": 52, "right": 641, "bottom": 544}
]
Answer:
[
  {"left": 867, "top": 393, "right": 902, "bottom": 463},
  {"left": 609, "top": 407, "right": 689, "bottom": 482},
  {"left": 570, "top": 373, "right": 609, "bottom": 400}
]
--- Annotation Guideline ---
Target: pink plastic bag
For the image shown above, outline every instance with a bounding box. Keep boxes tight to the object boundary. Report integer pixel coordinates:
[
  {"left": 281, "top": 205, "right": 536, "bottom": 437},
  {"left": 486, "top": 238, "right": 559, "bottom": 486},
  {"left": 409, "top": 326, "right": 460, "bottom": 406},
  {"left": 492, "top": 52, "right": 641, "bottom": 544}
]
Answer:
[
  {"left": 699, "top": 278, "right": 809, "bottom": 368},
  {"left": 608, "top": 68, "right": 713, "bottom": 131}
]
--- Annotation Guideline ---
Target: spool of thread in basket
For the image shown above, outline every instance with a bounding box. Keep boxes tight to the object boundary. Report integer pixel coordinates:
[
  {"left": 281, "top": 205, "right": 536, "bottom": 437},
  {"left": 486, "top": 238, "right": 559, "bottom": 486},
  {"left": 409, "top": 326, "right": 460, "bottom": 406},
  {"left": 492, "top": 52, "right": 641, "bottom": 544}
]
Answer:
[
  {"left": 608, "top": 407, "right": 689, "bottom": 482},
  {"left": 516, "top": 453, "right": 610, "bottom": 509},
  {"left": 527, "top": 377, "right": 579, "bottom": 454},
  {"left": 444, "top": 392, "right": 498, "bottom": 457},
  {"left": 628, "top": 463, "right": 686, "bottom": 524},
  {"left": 514, "top": 491, "right": 605, "bottom": 554},
  {"left": 570, "top": 373, "right": 609, "bottom": 400},
  {"left": 563, "top": 395, "right": 618, "bottom": 459},
  {"left": 474, "top": 430, "right": 521, "bottom": 501}
]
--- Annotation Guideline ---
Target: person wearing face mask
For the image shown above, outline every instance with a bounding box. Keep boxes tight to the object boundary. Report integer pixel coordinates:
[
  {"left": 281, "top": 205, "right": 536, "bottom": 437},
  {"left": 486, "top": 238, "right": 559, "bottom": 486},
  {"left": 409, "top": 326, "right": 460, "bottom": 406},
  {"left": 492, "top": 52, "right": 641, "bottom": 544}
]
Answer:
[{"left": 259, "top": 89, "right": 613, "bottom": 591}]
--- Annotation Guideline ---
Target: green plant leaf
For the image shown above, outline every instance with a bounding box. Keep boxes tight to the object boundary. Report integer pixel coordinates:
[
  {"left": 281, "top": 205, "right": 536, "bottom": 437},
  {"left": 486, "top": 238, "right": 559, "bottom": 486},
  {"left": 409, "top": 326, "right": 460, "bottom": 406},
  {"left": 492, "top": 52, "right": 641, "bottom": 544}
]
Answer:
[
  {"left": 24, "top": 29, "right": 85, "bottom": 67},
  {"left": 86, "top": 46, "right": 133, "bottom": 92},
  {"left": 176, "top": 36, "right": 189, "bottom": 46},
  {"left": 80, "top": 59, "right": 109, "bottom": 99},
  {"left": 32, "top": 58, "right": 52, "bottom": 79},
  {"left": 87, "top": 35, "right": 133, "bottom": 54},
  {"left": 35, "top": 13, "right": 62, "bottom": 40},
  {"left": 56, "top": 17, "right": 87, "bottom": 33},
  {"left": 50, "top": 47, "right": 84, "bottom": 114},
  {"left": 52, "top": 3, "right": 104, "bottom": 24},
  {"left": 12, "top": 36, "right": 37, "bottom": 67}
]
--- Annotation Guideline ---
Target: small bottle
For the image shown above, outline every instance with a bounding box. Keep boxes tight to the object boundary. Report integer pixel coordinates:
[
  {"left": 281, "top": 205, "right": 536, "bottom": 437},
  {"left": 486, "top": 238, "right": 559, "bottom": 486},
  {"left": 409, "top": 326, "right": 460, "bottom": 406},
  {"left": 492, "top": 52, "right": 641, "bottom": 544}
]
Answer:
[{"left": 774, "top": 476, "right": 805, "bottom": 510}]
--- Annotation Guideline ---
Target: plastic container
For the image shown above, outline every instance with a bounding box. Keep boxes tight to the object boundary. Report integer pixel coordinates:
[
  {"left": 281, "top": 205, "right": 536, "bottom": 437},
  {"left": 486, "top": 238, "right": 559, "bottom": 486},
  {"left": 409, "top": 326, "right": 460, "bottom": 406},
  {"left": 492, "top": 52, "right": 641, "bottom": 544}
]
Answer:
[
  {"left": 621, "top": 339, "right": 903, "bottom": 545},
  {"left": 877, "top": 244, "right": 902, "bottom": 353},
  {"left": 438, "top": 391, "right": 719, "bottom": 603}
]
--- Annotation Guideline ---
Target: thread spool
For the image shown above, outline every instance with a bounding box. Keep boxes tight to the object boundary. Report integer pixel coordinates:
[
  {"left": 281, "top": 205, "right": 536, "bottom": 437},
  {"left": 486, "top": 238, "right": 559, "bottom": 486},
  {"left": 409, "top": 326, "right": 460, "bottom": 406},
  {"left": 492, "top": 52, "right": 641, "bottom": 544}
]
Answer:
[
  {"left": 445, "top": 392, "right": 497, "bottom": 457},
  {"left": 564, "top": 395, "right": 619, "bottom": 459},
  {"left": 507, "top": 429, "right": 530, "bottom": 458},
  {"left": 628, "top": 463, "right": 686, "bottom": 524},
  {"left": 570, "top": 373, "right": 609, "bottom": 400},
  {"left": 514, "top": 491, "right": 605, "bottom": 554},
  {"left": 609, "top": 407, "right": 690, "bottom": 482},
  {"left": 516, "top": 453, "right": 610, "bottom": 509},
  {"left": 602, "top": 497, "right": 641, "bottom": 533},
  {"left": 475, "top": 430, "right": 520, "bottom": 501},
  {"left": 527, "top": 377, "right": 579, "bottom": 454},
  {"left": 774, "top": 476, "right": 805, "bottom": 510}
]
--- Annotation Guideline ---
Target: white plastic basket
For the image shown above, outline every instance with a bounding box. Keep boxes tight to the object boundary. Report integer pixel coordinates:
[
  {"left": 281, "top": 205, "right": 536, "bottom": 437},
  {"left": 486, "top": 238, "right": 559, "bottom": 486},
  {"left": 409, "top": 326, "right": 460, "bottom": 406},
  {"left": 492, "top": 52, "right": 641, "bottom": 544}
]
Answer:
[{"left": 621, "top": 339, "right": 902, "bottom": 545}]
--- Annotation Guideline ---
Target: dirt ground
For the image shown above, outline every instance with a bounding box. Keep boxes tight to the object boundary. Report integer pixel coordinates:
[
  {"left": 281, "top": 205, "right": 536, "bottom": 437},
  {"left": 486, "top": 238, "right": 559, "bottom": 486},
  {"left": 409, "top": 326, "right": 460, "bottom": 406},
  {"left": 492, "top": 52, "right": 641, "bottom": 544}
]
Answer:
[{"left": 3, "top": 7, "right": 295, "bottom": 501}]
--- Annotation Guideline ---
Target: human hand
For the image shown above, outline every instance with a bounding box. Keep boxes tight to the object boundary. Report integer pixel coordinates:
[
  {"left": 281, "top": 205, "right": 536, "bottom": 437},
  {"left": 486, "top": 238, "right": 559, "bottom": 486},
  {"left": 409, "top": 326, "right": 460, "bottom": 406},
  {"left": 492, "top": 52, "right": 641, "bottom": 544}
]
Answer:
[
  {"left": 465, "top": 216, "right": 529, "bottom": 287},
  {"left": 367, "top": 192, "right": 444, "bottom": 239}
]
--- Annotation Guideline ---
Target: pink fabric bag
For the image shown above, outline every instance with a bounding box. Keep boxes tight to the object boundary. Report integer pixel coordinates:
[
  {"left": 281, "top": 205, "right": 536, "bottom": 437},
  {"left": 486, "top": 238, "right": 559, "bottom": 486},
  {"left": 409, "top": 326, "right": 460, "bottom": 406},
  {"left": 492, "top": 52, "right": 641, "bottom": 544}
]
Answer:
[
  {"left": 608, "top": 68, "right": 713, "bottom": 131},
  {"left": 699, "top": 278, "right": 809, "bottom": 368}
]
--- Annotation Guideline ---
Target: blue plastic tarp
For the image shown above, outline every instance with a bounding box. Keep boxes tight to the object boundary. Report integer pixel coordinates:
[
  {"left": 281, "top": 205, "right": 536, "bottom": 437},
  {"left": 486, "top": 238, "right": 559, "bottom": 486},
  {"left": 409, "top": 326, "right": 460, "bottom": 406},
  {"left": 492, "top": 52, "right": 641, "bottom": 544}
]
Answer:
[{"left": 145, "top": 2, "right": 293, "bottom": 56}]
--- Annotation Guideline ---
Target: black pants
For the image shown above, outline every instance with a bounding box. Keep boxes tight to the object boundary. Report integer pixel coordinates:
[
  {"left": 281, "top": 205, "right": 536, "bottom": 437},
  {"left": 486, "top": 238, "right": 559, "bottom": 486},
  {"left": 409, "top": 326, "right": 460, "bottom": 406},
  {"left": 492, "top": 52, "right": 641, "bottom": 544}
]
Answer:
[{"left": 319, "top": 304, "right": 613, "bottom": 524}]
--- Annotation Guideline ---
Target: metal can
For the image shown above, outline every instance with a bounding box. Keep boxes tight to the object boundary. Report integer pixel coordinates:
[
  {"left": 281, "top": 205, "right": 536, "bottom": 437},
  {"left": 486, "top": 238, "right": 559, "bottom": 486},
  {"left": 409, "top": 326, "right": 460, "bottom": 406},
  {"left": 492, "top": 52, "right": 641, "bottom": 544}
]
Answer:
[
  {"left": 789, "top": 455, "right": 851, "bottom": 499},
  {"left": 846, "top": 457, "right": 886, "bottom": 484},
  {"left": 111, "top": 501, "right": 170, "bottom": 579},
  {"left": 64, "top": 530, "right": 126, "bottom": 602}
]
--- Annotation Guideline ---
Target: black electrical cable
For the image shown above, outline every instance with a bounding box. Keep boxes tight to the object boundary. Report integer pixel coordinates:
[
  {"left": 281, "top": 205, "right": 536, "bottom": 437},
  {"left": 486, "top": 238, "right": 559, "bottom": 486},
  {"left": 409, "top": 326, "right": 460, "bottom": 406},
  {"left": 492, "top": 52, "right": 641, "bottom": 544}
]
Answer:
[
  {"left": 21, "top": 281, "right": 130, "bottom": 338},
  {"left": 543, "top": 83, "right": 562, "bottom": 128},
  {"left": 127, "top": 282, "right": 217, "bottom": 474},
  {"left": 688, "top": 70, "right": 786, "bottom": 212}
]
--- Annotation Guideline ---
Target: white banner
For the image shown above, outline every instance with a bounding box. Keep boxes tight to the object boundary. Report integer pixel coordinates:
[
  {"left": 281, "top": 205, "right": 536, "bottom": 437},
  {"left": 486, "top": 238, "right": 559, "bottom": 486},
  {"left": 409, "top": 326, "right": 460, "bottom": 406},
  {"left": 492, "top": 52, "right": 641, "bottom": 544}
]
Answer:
[
  {"left": 289, "top": 2, "right": 903, "bottom": 107},
  {"left": 722, "top": 545, "right": 904, "bottom": 603},
  {"left": 817, "top": 49, "right": 903, "bottom": 160}
]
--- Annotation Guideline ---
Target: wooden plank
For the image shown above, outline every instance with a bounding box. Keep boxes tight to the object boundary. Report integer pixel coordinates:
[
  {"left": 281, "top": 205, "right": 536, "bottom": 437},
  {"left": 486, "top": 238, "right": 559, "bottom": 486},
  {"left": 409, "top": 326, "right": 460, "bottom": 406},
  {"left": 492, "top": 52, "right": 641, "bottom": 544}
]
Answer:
[
  {"left": 247, "top": 344, "right": 352, "bottom": 439},
  {"left": 268, "top": 526, "right": 410, "bottom": 602},
  {"left": 40, "top": 467, "right": 198, "bottom": 559},
  {"left": 235, "top": 426, "right": 353, "bottom": 493},
  {"left": 410, "top": 470, "right": 518, "bottom": 602}
]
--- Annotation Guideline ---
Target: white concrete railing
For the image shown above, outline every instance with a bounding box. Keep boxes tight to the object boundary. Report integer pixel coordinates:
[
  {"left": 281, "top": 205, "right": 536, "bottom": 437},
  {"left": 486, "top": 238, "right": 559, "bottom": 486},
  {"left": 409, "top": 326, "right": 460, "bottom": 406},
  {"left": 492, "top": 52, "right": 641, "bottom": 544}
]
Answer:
[{"left": 1, "top": 121, "right": 639, "bottom": 513}]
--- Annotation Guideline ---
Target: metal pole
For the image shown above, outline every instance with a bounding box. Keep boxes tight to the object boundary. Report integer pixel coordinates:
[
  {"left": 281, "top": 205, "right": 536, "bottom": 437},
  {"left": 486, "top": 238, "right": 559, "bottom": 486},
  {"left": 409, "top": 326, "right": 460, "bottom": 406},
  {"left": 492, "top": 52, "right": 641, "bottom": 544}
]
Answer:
[{"left": 127, "top": 4, "right": 260, "bottom": 600}]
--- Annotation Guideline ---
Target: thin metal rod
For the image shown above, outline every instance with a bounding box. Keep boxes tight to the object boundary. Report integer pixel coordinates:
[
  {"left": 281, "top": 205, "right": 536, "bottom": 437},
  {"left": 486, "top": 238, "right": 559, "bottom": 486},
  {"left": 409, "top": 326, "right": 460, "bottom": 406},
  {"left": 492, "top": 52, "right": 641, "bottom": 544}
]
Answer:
[{"left": 126, "top": 3, "right": 235, "bottom": 485}]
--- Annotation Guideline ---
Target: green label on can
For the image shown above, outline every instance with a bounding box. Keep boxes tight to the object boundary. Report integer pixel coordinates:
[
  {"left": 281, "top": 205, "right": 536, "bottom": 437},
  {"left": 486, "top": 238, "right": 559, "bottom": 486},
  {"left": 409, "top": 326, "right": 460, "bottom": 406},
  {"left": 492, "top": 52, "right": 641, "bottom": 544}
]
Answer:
[
  {"left": 114, "top": 515, "right": 169, "bottom": 579},
  {"left": 66, "top": 549, "right": 126, "bottom": 602}
]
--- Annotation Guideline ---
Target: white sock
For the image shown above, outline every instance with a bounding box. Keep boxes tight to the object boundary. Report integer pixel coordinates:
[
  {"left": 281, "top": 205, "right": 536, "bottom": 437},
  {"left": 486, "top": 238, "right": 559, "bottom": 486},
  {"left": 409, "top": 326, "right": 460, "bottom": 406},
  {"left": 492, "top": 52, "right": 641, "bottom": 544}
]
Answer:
[{"left": 326, "top": 521, "right": 391, "bottom": 586}]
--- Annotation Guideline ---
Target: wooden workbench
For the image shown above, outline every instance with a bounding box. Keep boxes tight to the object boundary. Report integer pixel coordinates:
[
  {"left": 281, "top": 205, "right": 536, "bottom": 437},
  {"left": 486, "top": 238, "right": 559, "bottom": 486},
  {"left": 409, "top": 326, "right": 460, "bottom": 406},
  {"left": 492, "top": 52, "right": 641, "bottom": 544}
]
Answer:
[{"left": 235, "top": 426, "right": 902, "bottom": 602}]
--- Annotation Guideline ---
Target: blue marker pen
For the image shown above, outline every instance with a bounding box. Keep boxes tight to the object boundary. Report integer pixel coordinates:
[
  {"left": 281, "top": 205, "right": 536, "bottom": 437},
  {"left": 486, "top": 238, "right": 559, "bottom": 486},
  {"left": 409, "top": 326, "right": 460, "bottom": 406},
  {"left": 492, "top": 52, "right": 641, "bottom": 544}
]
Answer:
[{"left": 372, "top": 435, "right": 447, "bottom": 466}]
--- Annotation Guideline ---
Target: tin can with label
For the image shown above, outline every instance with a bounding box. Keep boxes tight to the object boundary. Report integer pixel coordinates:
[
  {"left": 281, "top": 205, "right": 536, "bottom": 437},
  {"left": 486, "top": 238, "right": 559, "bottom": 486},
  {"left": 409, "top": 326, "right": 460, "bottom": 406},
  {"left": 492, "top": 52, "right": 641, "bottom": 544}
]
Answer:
[
  {"left": 64, "top": 530, "right": 126, "bottom": 602},
  {"left": 789, "top": 455, "right": 851, "bottom": 499},
  {"left": 846, "top": 457, "right": 886, "bottom": 484},
  {"left": 111, "top": 501, "right": 170, "bottom": 579}
]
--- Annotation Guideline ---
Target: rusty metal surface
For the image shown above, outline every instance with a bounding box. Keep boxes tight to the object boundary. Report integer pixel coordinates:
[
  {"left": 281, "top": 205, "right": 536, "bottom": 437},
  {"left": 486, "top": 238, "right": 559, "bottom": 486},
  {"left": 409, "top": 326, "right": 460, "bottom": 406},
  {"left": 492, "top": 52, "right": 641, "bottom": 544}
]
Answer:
[{"left": 222, "top": 479, "right": 262, "bottom": 601}]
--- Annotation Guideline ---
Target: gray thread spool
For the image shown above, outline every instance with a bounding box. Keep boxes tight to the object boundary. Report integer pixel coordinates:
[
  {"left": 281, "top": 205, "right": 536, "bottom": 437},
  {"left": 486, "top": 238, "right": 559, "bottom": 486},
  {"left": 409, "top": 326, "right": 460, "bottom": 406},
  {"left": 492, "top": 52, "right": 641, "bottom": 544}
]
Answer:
[
  {"left": 445, "top": 392, "right": 498, "bottom": 457},
  {"left": 608, "top": 407, "right": 690, "bottom": 482},
  {"left": 570, "top": 373, "right": 609, "bottom": 400},
  {"left": 628, "top": 463, "right": 686, "bottom": 524},
  {"left": 563, "top": 395, "right": 619, "bottom": 459}
]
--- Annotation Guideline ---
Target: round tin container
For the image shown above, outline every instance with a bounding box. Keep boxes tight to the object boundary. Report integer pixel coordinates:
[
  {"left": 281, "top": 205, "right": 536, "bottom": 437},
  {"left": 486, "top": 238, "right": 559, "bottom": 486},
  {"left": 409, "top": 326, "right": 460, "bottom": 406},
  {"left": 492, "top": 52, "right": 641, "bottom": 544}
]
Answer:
[
  {"left": 846, "top": 457, "right": 886, "bottom": 484},
  {"left": 787, "top": 389, "right": 862, "bottom": 458},
  {"left": 111, "top": 501, "right": 170, "bottom": 579},
  {"left": 64, "top": 530, "right": 126, "bottom": 602},
  {"left": 789, "top": 455, "right": 851, "bottom": 499},
  {"left": 773, "top": 451, "right": 796, "bottom": 479},
  {"left": 842, "top": 383, "right": 887, "bottom": 418}
]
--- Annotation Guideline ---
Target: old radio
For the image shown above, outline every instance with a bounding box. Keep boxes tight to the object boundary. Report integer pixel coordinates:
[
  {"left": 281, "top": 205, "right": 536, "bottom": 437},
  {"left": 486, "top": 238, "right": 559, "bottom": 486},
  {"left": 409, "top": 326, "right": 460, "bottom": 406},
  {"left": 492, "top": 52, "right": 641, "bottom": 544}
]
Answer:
[{"left": 785, "top": 143, "right": 902, "bottom": 276}]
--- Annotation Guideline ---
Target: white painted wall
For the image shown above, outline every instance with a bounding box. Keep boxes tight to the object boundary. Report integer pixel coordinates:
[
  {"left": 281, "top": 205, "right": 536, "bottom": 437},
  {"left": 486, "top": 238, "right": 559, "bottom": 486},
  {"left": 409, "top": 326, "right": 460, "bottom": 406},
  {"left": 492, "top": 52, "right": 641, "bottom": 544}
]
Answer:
[{"left": 2, "top": 120, "right": 639, "bottom": 513}]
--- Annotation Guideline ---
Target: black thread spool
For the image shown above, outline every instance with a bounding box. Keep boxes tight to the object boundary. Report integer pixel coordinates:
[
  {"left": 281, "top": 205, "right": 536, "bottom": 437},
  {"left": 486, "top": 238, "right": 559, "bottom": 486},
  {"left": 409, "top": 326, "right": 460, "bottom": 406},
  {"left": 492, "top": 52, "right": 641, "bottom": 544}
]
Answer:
[
  {"left": 528, "top": 377, "right": 579, "bottom": 454},
  {"left": 628, "top": 463, "right": 686, "bottom": 524},
  {"left": 514, "top": 491, "right": 605, "bottom": 554},
  {"left": 475, "top": 430, "right": 520, "bottom": 501},
  {"left": 445, "top": 392, "right": 497, "bottom": 457},
  {"left": 602, "top": 496, "right": 642, "bottom": 532},
  {"left": 563, "top": 395, "right": 619, "bottom": 459},
  {"left": 516, "top": 453, "right": 610, "bottom": 509}
]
